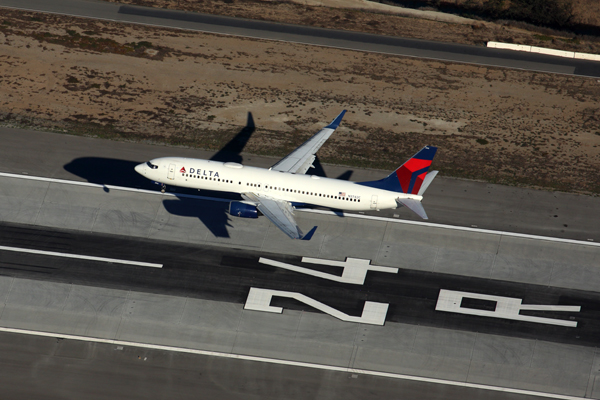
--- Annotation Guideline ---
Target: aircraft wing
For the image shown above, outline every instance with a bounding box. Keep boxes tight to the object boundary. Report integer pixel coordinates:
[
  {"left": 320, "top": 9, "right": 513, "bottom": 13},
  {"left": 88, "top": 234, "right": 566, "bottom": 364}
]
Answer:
[
  {"left": 270, "top": 110, "right": 346, "bottom": 174},
  {"left": 242, "top": 193, "right": 316, "bottom": 240}
]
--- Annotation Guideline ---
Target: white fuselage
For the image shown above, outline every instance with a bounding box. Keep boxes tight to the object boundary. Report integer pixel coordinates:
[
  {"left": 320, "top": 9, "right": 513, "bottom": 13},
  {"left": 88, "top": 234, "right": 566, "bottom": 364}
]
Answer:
[{"left": 135, "top": 157, "right": 422, "bottom": 211}]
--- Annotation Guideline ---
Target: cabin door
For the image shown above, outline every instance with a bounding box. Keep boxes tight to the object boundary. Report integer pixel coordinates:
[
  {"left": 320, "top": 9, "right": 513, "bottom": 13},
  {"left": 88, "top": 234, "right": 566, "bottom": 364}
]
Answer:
[
  {"left": 370, "top": 195, "right": 378, "bottom": 209},
  {"left": 168, "top": 164, "right": 176, "bottom": 180}
]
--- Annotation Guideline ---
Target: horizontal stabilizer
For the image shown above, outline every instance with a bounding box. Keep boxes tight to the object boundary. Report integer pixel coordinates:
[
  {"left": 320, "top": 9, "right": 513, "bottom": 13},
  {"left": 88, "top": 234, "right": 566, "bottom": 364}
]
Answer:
[
  {"left": 396, "top": 198, "right": 428, "bottom": 219},
  {"left": 417, "top": 171, "right": 439, "bottom": 196}
]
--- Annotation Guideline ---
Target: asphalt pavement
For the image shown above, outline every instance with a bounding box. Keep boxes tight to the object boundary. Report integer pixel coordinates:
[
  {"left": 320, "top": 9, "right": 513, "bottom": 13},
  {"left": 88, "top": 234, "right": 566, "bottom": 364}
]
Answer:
[
  {"left": 2, "top": 126, "right": 599, "bottom": 241},
  {"left": 0, "top": 331, "right": 550, "bottom": 400},
  {"left": 0, "top": 221, "right": 596, "bottom": 347}
]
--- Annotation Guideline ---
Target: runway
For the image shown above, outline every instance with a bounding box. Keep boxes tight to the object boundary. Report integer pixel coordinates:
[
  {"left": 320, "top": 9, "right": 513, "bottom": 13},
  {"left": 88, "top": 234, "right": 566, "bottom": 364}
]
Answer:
[
  {"left": 1, "top": 0, "right": 599, "bottom": 78},
  {"left": 0, "top": 153, "right": 599, "bottom": 398},
  {"left": 2, "top": 127, "right": 599, "bottom": 241},
  {"left": 0, "top": 221, "right": 598, "bottom": 346},
  {"left": 0, "top": 331, "right": 558, "bottom": 400}
]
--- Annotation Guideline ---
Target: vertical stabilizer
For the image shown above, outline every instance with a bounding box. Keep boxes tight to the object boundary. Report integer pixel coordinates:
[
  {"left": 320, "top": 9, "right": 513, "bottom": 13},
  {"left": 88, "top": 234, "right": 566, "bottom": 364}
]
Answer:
[{"left": 358, "top": 146, "right": 438, "bottom": 194}]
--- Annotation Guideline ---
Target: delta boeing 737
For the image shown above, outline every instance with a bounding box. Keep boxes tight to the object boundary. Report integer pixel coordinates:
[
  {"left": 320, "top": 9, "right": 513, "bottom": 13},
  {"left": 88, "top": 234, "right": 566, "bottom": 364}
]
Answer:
[{"left": 135, "top": 111, "right": 438, "bottom": 240}]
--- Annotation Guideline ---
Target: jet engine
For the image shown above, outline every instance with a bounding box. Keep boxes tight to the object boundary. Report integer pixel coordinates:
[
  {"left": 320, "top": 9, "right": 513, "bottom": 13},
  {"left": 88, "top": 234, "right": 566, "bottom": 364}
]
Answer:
[{"left": 229, "top": 201, "right": 258, "bottom": 218}]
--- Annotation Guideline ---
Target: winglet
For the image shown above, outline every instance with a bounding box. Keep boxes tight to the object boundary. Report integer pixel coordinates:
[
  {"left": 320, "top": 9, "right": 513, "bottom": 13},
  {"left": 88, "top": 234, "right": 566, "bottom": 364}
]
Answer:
[
  {"left": 325, "top": 110, "right": 347, "bottom": 129},
  {"left": 300, "top": 226, "right": 318, "bottom": 241},
  {"left": 417, "top": 170, "right": 439, "bottom": 196}
]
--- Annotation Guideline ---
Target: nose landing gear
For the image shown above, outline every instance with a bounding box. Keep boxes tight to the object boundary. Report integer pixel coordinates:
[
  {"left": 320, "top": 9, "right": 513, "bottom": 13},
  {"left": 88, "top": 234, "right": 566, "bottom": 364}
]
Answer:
[{"left": 161, "top": 183, "right": 167, "bottom": 193}]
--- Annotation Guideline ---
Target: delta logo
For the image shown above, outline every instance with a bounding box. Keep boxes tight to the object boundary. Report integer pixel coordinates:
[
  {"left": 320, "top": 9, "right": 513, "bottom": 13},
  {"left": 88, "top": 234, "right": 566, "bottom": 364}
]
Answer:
[{"left": 180, "top": 166, "right": 186, "bottom": 173}]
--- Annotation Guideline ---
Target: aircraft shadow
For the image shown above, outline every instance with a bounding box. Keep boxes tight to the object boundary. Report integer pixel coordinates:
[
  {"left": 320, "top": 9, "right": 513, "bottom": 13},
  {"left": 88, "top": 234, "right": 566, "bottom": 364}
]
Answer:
[
  {"left": 210, "top": 112, "right": 255, "bottom": 163},
  {"left": 63, "top": 112, "right": 256, "bottom": 237},
  {"left": 310, "top": 155, "right": 354, "bottom": 181},
  {"left": 162, "top": 196, "right": 232, "bottom": 238},
  {"left": 64, "top": 158, "right": 156, "bottom": 191}
]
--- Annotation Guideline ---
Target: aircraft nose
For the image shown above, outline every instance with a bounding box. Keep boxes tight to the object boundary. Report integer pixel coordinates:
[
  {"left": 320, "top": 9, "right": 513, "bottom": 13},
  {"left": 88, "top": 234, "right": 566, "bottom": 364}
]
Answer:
[{"left": 134, "top": 163, "right": 146, "bottom": 175}]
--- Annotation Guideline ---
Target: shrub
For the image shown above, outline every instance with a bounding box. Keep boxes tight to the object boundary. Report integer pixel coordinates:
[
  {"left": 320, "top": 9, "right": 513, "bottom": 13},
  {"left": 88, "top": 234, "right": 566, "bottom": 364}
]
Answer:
[{"left": 505, "top": 0, "right": 574, "bottom": 28}]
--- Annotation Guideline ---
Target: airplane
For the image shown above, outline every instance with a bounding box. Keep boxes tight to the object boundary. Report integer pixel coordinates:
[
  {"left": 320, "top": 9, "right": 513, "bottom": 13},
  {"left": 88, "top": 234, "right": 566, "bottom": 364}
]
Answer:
[{"left": 134, "top": 110, "right": 438, "bottom": 240}]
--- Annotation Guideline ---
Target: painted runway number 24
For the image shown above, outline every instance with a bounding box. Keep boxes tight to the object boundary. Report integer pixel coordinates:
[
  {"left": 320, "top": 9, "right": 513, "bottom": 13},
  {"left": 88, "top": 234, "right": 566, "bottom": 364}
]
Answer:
[{"left": 245, "top": 257, "right": 580, "bottom": 327}]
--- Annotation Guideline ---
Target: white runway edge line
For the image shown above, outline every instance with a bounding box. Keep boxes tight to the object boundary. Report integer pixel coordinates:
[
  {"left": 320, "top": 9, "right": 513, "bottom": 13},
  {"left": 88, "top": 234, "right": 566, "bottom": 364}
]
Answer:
[
  {"left": 1, "top": 172, "right": 597, "bottom": 248},
  {"left": 0, "top": 245, "right": 163, "bottom": 268},
  {"left": 0, "top": 326, "right": 588, "bottom": 400},
  {"left": 301, "top": 209, "right": 600, "bottom": 247}
]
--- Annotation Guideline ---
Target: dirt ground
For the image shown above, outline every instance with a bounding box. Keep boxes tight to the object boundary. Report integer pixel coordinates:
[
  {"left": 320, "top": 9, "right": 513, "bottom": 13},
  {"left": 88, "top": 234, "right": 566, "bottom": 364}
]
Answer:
[{"left": 0, "top": 8, "right": 599, "bottom": 193}]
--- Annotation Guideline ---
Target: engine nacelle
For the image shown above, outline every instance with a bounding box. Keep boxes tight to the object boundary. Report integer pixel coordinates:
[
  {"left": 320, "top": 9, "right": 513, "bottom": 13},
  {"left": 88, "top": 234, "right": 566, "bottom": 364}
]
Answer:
[{"left": 229, "top": 201, "right": 258, "bottom": 218}]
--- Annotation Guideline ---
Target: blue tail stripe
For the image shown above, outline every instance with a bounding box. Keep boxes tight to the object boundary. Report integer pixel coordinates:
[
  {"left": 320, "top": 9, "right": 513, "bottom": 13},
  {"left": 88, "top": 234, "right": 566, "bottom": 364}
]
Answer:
[
  {"left": 407, "top": 166, "right": 431, "bottom": 194},
  {"left": 413, "top": 146, "right": 437, "bottom": 161}
]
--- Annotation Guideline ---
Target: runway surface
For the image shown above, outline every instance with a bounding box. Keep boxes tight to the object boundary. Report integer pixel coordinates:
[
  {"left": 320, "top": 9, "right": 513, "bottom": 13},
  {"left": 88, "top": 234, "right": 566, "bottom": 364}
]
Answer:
[
  {"left": 0, "top": 221, "right": 597, "bottom": 347},
  {"left": 2, "top": 127, "right": 599, "bottom": 241},
  {"left": 0, "top": 331, "right": 558, "bottom": 400},
  {"left": 0, "top": 158, "right": 599, "bottom": 398},
  {"left": 1, "top": 0, "right": 599, "bottom": 78}
]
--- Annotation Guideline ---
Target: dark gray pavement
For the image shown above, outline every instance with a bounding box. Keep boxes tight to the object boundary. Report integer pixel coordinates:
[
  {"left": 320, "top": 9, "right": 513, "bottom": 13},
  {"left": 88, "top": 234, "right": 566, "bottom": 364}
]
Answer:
[
  {"left": 0, "top": 331, "right": 553, "bottom": 400},
  {"left": 0, "top": 221, "right": 596, "bottom": 347},
  {"left": 1, "top": 0, "right": 599, "bottom": 78},
  {"left": 0, "top": 173, "right": 598, "bottom": 398}
]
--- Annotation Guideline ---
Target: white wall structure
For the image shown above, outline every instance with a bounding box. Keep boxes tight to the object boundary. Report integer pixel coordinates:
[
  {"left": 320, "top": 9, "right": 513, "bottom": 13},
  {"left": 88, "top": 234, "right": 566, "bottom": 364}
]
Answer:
[{"left": 487, "top": 41, "right": 600, "bottom": 61}]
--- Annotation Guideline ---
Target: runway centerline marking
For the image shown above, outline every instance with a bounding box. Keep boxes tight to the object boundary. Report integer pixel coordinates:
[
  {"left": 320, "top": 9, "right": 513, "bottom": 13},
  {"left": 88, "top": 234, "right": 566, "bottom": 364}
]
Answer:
[
  {"left": 0, "top": 245, "right": 162, "bottom": 268},
  {"left": 0, "top": 326, "right": 588, "bottom": 400},
  {"left": 0, "top": 171, "right": 598, "bottom": 248}
]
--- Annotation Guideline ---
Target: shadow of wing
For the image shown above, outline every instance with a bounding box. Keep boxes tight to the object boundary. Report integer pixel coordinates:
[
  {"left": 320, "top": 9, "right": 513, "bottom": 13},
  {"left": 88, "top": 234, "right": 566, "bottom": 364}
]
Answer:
[
  {"left": 162, "top": 196, "right": 232, "bottom": 238},
  {"left": 211, "top": 112, "right": 255, "bottom": 163},
  {"left": 336, "top": 170, "right": 354, "bottom": 181}
]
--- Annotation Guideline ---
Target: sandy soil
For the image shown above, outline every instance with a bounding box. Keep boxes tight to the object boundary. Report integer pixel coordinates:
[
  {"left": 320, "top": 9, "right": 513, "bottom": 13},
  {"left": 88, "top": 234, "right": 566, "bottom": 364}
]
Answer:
[{"left": 0, "top": 8, "right": 599, "bottom": 193}]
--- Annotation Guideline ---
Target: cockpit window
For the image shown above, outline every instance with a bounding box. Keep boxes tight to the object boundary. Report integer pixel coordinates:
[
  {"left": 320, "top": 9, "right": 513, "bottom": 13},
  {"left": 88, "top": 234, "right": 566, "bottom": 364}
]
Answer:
[{"left": 146, "top": 161, "right": 158, "bottom": 169}]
